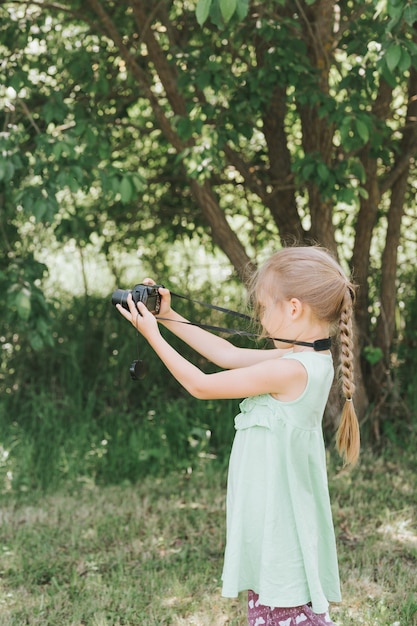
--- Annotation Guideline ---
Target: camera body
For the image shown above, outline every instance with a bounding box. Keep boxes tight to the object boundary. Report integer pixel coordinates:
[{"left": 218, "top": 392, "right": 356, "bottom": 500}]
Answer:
[{"left": 111, "top": 284, "right": 162, "bottom": 314}]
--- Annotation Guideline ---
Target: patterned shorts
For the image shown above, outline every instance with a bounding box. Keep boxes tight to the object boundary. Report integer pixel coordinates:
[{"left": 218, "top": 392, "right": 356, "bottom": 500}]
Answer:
[{"left": 247, "top": 590, "right": 336, "bottom": 626}]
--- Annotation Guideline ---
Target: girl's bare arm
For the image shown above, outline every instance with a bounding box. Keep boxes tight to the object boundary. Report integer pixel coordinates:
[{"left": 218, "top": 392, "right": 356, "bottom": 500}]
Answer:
[
  {"left": 157, "top": 307, "right": 286, "bottom": 369},
  {"left": 117, "top": 298, "right": 305, "bottom": 401}
]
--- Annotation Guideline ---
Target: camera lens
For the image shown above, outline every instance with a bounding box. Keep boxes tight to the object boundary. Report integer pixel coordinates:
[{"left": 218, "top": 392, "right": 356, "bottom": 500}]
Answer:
[{"left": 111, "top": 288, "right": 130, "bottom": 309}]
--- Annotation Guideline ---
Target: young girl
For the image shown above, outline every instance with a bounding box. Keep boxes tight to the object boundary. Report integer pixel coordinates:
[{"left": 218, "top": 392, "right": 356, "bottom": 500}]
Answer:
[{"left": 116, "top": 245, "right": 360, "bottom": 626}]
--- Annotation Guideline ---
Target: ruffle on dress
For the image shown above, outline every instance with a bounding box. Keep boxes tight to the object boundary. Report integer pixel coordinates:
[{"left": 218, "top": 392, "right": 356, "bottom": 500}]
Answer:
[{"left": 235, "top": 395, "right": 282, "bottom": 431}]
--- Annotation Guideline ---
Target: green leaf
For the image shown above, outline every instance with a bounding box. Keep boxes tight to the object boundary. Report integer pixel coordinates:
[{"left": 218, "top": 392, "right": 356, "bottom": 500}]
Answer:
[
  {"left": 338, "top": 187, "right": 356, "bottom": 205},
  {"left": 51, "top": 142, "right": 65, "bottom": 159},
  {"left": 236, "top": 0, "right": 249, "bottom": 20},
  {"left": 377, "top": 56, "right": 397, "bottom": 88},
  {"left": 29, "top": 332, "right": 45, "bottom": 351},
  {"left": 355, "top": 119, "right": 370, "bottom": 144},
  {"left": 207, "top": 1, "right": 224, "bottom": 28},
  {"left": 363, "top": 345, "right": 384, "bottom": 365},
  {"left": 398, "top": 48, "right": 411, "bottom": 72},
  {"left": 120, "top": 176, "right": 133, "bottom": 204},
  {"left": 404, "top": 39, "right": 417, "bottom": 57},
  {"left": 15, "top": 288, "right": 32, "bottom": 321},
  {"left": 317, "top": 162, "right": 329, "bottom": 181},
  {"left": 339, "top": 116, "right": 353, "bottom": 145},
  {"left": 70, "top": 166, "right": 85, "bottom": 183},
  {"left": 84, "top": 127, "right": 97, "bottom": 148},
  {"left": 131, "top": 173, "right": 146, "bottom": 192},
  {"left": 301, "top": 163, "right": 315, "bottom": 180},
  {"left": 0, "top": 160, "right": 15, "bottom": 182},
  {"left": 33, "top": 198, "right": 48, "bottom": 221},
  {"left": 195, "top": 70, "right": 212, "bottom": 90},
  {"left": 9, "top": 70, "right": 26, "bottom": 91},
  {"left": 386, "top": 0, "right": 404, "bottom": 32},
  {"left": 387, "top": 2, "right": 403, "bottom": 19},
  {"left": 177, "top": 117, "right": 194, "bottom": 140},
  {"left": 42, "top": 96, "right": 68, "bottom": 124},
  {"left": 350, "top": 161, "right": 366, "bottom": 184},
  {"left": 385, "top": 43, "right": 402, "bottom": 72},
  {"left": 196, "top": 0, "right": 212, "bottom": 25},
  {"left": 219, "top": 0, "right": 237, "bottom": 23},
  {"left": 404, "top": 4, "right": 417, "bottom": 25}
]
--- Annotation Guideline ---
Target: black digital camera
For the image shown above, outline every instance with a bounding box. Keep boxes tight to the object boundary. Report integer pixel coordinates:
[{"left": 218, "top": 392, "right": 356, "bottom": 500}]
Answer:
[{"left": 111, "top": 284, "right": 163, "bottom": 314}]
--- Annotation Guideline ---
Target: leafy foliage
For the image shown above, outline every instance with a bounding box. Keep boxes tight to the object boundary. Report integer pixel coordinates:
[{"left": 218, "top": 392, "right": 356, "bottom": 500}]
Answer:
[
  {"left": 0, "top": 289, "right": 247, "bottom": 491},
  {"left": 2, "top": 0, "right": 417, "bottom": 440}
]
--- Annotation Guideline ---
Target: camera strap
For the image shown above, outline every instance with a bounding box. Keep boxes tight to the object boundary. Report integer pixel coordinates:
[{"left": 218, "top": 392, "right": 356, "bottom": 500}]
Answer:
[{"left": 158, "top": 291, "right": 331, "bottom": 352}]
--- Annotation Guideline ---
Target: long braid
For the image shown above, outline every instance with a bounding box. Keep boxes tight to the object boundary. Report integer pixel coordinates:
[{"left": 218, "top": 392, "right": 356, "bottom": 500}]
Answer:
[{"left": 336, "top": 288, "right": 360, "bottom": 465}]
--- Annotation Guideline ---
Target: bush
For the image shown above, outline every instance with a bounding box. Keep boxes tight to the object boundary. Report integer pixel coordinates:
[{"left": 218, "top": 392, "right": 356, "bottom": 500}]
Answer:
[{"left": 0, "top": 291, "right": 242, "bottom": 492}]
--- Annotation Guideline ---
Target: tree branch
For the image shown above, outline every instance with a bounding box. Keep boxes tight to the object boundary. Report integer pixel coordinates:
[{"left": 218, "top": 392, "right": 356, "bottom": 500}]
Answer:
[
  {"left": 85, "top": 0, "right": 185, "bottom": 152},
  {"left": 130, "top": 0, "right": 188, "bottom": 116}
]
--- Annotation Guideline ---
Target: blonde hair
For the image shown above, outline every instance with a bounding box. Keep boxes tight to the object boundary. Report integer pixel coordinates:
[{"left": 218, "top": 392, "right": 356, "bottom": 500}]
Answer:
[{"left": 249, "top": 245, "right": 360, "bottom": 465}]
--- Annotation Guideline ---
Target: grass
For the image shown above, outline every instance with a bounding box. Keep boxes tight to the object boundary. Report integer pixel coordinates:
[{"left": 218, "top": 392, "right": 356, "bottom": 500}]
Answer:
[{"left": 0, "top": 449, "right": 416, "bottom": 626}]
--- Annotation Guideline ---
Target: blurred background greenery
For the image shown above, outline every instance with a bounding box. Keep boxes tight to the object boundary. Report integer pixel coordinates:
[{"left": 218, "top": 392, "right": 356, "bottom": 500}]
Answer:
[{"left": 2, "top": 0, "right": 417, "bottom": 492}]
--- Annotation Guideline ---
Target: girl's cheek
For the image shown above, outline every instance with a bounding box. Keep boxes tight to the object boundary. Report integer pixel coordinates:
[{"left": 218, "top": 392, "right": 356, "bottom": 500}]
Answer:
[{"left": 261, "top": 314, "right": 273, "bottom": 332}]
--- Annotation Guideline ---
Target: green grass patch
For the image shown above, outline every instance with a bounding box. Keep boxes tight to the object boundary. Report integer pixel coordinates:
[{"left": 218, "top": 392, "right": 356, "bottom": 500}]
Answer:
[{"left": 1, "top": 449, "right": 416, "bottom": 625}]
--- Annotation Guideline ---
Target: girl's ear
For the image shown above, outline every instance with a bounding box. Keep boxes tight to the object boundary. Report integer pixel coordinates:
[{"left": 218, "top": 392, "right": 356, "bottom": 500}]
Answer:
[{"left": 289, "top": 298, "right": 303, "bottom": 319}]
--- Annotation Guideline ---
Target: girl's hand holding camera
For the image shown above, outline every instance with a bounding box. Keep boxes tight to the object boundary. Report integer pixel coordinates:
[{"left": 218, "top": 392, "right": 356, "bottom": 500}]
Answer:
[
  {"left": 116, "top": 280, "right": 171, "bottom": 339},
  {"left": 141, "top": 278, "right": 172, "bottom": 317}
]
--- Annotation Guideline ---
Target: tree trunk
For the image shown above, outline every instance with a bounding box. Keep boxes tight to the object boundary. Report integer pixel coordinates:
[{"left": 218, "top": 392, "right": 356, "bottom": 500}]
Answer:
[
  {"left": 353, "top": 80, "right": 393, "bottom": 354},
  {"left": 298, "top": 0, "right": 337, "bottom": 252},
  {"left": 370, "top": 67, "right": 417, "bottom": 416}
]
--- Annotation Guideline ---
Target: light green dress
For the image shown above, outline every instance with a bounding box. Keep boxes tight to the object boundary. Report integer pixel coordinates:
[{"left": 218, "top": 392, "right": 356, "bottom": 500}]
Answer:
[{"left": 221, "top": 351, "right": 341, "bottom": 614}]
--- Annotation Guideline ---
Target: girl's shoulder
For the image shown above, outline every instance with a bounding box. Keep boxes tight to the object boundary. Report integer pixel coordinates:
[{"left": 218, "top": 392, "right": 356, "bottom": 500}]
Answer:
[{"left": 282, "top": 350, "right": 333, "bottom": 368}]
